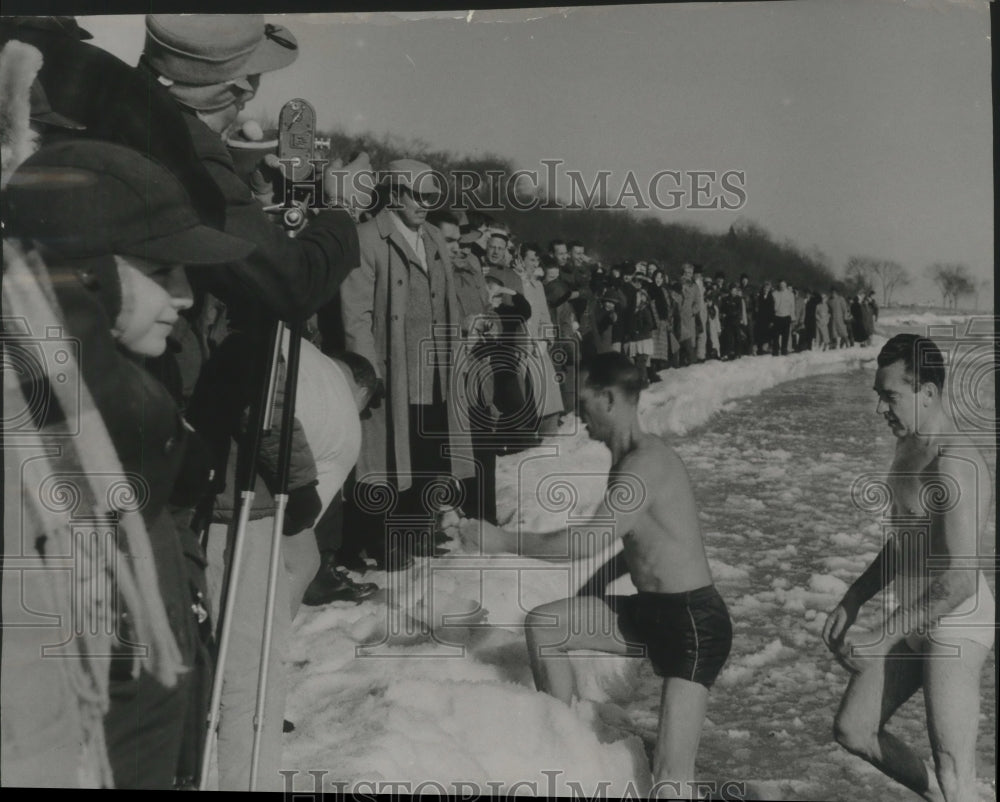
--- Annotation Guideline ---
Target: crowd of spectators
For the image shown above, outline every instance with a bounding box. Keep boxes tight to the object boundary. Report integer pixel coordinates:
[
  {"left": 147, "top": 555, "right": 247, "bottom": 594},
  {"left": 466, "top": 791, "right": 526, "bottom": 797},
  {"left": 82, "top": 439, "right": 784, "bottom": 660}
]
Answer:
[{"left": 0, "top": 13, "right": 881, "bottom": 792}]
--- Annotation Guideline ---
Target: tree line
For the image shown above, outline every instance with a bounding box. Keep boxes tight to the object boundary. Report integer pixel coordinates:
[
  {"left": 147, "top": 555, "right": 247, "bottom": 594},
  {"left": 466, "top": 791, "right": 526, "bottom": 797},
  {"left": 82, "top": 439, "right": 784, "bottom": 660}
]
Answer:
[{"left": 318, "top": 125, "right": 987, "bottom": 308}]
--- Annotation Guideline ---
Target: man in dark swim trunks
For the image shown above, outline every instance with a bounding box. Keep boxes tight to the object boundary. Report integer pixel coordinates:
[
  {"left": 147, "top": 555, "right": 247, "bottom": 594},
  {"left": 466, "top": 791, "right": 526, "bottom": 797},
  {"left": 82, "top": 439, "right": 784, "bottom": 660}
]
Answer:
[{"left": 457, "top": 352, "right": 732, "bottom": 798}]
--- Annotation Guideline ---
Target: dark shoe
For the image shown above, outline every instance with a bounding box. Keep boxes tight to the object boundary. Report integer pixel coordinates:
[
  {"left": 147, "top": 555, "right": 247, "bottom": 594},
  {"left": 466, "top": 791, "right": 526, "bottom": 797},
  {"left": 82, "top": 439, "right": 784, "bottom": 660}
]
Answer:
[
  {"left": 283, "top": 719, "right": 296, "bottom": 733},
  {"left": 340, "top": 552, "right": 374, "bottom": 575},
  {"left": 303, "top": 562, "right": 379, "bottom": 606}
]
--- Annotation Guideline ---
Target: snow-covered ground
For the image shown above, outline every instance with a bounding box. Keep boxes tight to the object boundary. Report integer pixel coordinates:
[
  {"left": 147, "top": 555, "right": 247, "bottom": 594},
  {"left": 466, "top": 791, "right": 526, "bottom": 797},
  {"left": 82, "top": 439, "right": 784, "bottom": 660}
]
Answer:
[
  {"left": 877, "top": 308, "right": 993, "bottom": 330},
  {"left": 282, "top": 327, "right": 996, "bottom": 800}
]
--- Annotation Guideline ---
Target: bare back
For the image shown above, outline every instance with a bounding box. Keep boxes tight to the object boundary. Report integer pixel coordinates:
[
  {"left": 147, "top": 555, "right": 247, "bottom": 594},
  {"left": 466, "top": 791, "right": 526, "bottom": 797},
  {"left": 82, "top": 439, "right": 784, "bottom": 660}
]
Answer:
[{"left": 611, "top": 433, "right": 713, "bottom": 593}]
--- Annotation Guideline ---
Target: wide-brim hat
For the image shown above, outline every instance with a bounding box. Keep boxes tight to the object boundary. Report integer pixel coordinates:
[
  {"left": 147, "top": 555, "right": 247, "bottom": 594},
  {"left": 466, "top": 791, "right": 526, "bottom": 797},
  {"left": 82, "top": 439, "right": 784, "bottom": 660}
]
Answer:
[
  {"left": 3, "top": 140, "right": 254, "bottom": 266},
  {"left": 144, "top": 15, "right": 298, "bottom": 85},
  {"left": 382, "top": 158, "right": 442, "bottom": 201}
]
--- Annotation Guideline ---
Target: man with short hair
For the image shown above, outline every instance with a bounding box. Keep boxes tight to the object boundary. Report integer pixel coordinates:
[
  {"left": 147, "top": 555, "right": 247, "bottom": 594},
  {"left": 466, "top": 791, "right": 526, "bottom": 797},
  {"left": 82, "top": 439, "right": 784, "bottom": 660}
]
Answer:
[
  {"left": 340, "top": 159, "right": 476, "bottom": 567},
  {"left": 564, "top": 240, "right": 593, "bottom": 334},
  {"left": 544, "top": 259, "right": 580, "bottom": 414},
  {"left": 823, "top": 334, "right": 994, "bottom": 802},
  {"left": 549, "top": 238, "right": 570, "bottom": 271},
  {"left": 738, "top": 273, "right": 755, "bottom": 356},
  {"left": 441, "top": 213, "right": 498, "bottom": 524},
  {"left": 456, "top": 352, "right": 732, "bottom": 798},
  {"left": 770, "top": 279, "right": 794, "bottom": 356},
  {"left": 828, "top": 285, "right": 850, "bottom": 349},
  {"left": 692, "top": 265, "right": 708, "bottom": 361},
  {"left": 677, "top": 263, "right": 698, "bottom": 366},
  {"left": 483, "top": 231, "right": 511, "bottom": 275},
  {"left": 429, "top": 210, "right": 462, "bottom": 260}
]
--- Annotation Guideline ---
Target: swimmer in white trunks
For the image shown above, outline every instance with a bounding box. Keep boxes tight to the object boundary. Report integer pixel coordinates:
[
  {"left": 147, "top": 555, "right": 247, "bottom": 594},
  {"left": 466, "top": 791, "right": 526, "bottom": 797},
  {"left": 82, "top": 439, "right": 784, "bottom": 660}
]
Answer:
[{"left": 823, "top": 334, "right": 995, "bottom": 802}]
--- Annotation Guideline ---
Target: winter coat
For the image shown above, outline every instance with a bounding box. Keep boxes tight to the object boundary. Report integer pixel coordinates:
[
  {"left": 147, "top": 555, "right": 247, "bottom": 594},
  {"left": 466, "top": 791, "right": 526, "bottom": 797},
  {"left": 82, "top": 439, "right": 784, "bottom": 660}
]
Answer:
[
  {"left": 720, "top": 294, "right": 745, "bottom": 326},
  {"left": 591, "top": 307, "right": 619, "bottom": 354},
  {"left": 490, "top": 265, "right": 563, "bottom": 419},
  {"left": 755, "top": 289, "right": 775, "bottom": 337},
  {"left": 815, "top": 298, "right": 831, "bottom": 329},
  {"left": 739, "top": 283, "right": 756, "bottom": 326},
  {"left": 544, "top": 276, "right": 578, "bottom": 341},
  {"left": 828, "top": 294, "right": 849, "bottom": 339},
  {"left": 629, "top": 303, "right": 656, "bottom": 341},
  {"left": 340, "top": 210, "right": 474, "bottom": 490},
  {"left": 452, "top": 252, "right": 491, "bottom": 328},
  {"left": 804, "top": 295, "right": 820, "bottom": 339},
  {"left": 678, "top": 280, "right": 699, "bottom": 341}
]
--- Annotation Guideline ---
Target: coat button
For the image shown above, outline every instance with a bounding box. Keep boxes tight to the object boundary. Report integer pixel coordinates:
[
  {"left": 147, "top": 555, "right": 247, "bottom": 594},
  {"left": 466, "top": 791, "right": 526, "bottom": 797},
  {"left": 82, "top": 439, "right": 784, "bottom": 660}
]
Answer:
[
  {"left": 392, "top": 314, "right": 399, "bottom": 321},
  {"left": 397, "top": 279, "right": 403, "bottom": 286}
]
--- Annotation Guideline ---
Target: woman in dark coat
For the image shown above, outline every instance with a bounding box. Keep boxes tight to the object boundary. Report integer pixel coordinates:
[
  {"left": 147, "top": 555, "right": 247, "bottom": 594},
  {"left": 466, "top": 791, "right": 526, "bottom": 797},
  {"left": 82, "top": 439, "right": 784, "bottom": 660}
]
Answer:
[{"left": 649, "top": 269, "right": 674, "bottom": 371}]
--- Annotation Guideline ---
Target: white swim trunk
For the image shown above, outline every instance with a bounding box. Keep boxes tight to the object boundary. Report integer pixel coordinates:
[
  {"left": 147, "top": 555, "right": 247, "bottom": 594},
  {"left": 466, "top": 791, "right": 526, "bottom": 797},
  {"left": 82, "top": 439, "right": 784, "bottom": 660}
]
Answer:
[{"left": 899, "top": 572, "right": 996, "bottom": 652}]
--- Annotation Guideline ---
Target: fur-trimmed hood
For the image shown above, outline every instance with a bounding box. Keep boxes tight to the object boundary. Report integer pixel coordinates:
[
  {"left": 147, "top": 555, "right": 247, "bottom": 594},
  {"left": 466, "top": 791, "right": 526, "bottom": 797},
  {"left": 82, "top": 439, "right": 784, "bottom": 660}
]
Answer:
[{"left": 0, "top": 39, "right": 42, "bottom": 186}]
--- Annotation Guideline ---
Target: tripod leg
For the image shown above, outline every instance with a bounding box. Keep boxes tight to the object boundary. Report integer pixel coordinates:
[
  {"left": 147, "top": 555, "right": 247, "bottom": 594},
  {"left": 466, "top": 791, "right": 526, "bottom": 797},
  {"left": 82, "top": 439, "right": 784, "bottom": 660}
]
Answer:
[
  {"left": 249, "top": 321, "right": 304, "bottom": 790},
  {"left": 198, "top": 321, "right": 282, "bottom": 791}
]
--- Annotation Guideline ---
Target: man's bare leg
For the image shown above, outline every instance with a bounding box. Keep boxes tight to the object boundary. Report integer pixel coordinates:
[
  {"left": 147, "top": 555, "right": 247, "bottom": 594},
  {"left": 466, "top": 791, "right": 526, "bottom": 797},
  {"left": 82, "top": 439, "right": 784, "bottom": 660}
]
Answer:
[
  {"left": 651, "top": 676, "right": 709, "bottom": 799},
  {"left": 525, "top": 596, "right": 632, "bottom": 705},
  {"left": 924, "top": 639, "right": 989, "bottom": 802},
  {"left": 833, "top": 640, "right": 936, "bottom": 800}
]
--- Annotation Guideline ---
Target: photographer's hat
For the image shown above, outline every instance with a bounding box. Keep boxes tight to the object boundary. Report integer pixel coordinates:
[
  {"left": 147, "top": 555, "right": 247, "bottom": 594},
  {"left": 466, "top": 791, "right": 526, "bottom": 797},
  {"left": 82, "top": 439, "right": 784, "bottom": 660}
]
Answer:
[
  {"left": 3, "top": 140, "right": 254, "bottom": 265},
  {"left": 144, "top": 15, "right": 298, "bottom": 86}
]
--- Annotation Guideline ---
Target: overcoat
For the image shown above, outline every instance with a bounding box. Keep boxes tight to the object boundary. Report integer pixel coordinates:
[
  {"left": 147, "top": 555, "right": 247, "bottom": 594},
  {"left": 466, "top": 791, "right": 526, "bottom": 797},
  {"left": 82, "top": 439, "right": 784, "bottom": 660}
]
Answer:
[{"left": 340, "top": 210, "right": 475, "bottom": 491}]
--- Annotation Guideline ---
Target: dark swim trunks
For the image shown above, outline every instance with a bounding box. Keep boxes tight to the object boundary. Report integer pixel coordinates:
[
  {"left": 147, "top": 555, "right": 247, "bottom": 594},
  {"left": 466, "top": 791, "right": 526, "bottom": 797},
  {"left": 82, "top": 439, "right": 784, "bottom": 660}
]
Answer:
[{"left": 607, "top": 585, "right": 733, "bottom": 688}]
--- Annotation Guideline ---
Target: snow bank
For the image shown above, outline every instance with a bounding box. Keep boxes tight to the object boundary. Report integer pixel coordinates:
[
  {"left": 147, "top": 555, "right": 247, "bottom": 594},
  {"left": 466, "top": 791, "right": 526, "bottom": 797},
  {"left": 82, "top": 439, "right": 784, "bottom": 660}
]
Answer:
[
  {"left": 497, "top": 341, "right": 882, "bottom": 532},
  {"left": 876, "top": 310, "right": 985, "bottom": 329},
  {"left": 637, "top": 344, "right": 884, "bottom": 438}
]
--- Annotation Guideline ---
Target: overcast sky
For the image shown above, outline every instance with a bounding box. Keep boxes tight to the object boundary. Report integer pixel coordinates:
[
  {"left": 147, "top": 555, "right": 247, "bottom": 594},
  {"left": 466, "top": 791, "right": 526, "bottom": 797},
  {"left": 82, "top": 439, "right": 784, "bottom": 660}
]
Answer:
[{"left": 84, "top": 1, "right": 993, "bottom": 304}]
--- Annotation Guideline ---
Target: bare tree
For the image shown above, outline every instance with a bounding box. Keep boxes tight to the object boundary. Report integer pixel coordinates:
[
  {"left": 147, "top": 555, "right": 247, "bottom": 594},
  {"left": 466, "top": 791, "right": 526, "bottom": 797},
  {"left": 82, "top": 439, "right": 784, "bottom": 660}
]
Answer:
[
  {"left": 973, "top": 278, "right": 992, "bottom": 312},
  {"left": 928, "top": 262, "right": 976, "bottom": 310},
  {"left": 874, "top": 260, "right": 909, "bottom": 307},
  {"left": 844, "top": 255, "right": 877, "bottom": 296},
  {"left": 845, "top": 256, "right": 910, "bottom": 307}
]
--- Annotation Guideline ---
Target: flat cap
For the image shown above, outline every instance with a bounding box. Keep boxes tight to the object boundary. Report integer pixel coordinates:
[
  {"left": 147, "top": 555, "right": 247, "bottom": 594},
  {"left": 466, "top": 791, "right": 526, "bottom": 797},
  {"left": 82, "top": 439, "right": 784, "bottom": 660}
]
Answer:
[{"left": 3, "top": 140, "right": 254, "bottom": 266}]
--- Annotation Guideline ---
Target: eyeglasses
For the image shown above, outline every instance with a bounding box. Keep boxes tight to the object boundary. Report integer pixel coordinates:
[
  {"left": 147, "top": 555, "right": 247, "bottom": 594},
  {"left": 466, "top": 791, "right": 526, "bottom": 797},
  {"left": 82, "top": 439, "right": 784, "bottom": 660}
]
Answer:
[
  {"left": 226, "top": 73, "right": 261, "bottom": 98},
  {"left": 398, "top": 184, "right": 438, "bottom": 208}
]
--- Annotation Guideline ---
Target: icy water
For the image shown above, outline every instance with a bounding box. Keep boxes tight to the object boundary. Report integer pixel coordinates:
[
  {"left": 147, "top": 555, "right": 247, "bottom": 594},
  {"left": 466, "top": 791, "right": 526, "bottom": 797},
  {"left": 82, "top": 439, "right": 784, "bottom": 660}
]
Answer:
[{"left": 635, "top": 369, "right": 997, "bottom": 800}]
